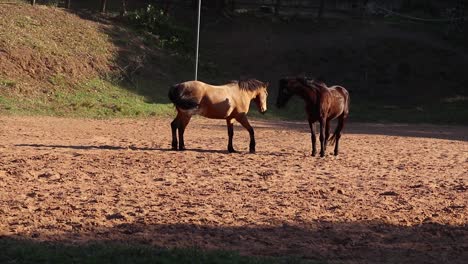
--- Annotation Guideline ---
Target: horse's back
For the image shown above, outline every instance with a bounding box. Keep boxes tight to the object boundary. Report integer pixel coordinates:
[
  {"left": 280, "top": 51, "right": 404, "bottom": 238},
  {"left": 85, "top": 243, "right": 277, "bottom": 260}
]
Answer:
[
  {"left": 173, "top": 80, "right": 237, "bottom": 119},
  {"left": 178, "top": 80, "right": 207, "bottom": 93},
  {"left": 328, "top": 85, "right": 350, "bottom": 117}
]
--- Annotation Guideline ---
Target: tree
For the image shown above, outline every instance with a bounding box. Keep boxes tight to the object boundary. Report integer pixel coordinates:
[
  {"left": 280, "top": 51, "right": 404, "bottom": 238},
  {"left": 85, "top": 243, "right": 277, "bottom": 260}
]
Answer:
[
  {"left": 162, "top": 0, "right": 172, "bottom": 15},
  {"left": 100, "top": 0, "right": 107, "bottom": 13},
  {"left": 275, "top": 0, "right": 281, "bottom": 16},
  {"left": 30, "top": 0, "right": 35, "bottom": 5},
  {"left": 318, "top": 0, "right": 325, "bottom": 19},
  {"left": 215, "top": 0, "right": 227, "bottom": 15},
  {"left": 230, "top": 0, "right": 236, "bottom": 12},
  {"left": 120, "top": 0, "right": 127, "bottom": 17},
  {"left": 65, "top": 0, "right": 71, "bottom": 9}
]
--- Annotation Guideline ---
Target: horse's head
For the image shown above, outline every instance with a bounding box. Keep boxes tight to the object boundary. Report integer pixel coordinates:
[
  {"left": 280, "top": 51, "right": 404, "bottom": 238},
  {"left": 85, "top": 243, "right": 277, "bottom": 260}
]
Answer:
[
  {"left": 253, "top": 82, "right": 269, "bottom": 114},
  {"left": 276, "top": 77, "right": 296, "bottom": 108}
]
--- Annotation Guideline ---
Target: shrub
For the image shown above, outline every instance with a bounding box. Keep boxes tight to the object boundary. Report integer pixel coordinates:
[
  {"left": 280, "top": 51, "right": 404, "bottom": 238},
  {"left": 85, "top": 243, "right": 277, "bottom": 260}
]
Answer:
[{"left": 128, "top": 4, "right": 193, "bottom": 54}]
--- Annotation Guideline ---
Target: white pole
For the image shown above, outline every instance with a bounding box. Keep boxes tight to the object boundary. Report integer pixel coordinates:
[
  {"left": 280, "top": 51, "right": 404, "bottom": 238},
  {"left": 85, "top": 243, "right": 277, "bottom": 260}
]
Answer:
[{"left": 195, "top": 0, "right": 202, "bottom": 80}]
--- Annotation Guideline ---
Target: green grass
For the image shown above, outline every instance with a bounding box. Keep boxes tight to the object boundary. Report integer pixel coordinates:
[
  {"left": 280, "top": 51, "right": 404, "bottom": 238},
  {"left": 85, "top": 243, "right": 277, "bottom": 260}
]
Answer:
[
  {"left": 0, "top": 78, "right": 175, "bottom": 118},
  {"left": 2, "top": 78, "right": 466, "bottom": 125},
  {"left": 257, "top": 96, "right": 468, "bottom": 125},
  {"left": 350, "top": 97, "right": 468, "bottom": 124},
  {"left": 0, "top": 239, "right": 318, "bottom": 264}
]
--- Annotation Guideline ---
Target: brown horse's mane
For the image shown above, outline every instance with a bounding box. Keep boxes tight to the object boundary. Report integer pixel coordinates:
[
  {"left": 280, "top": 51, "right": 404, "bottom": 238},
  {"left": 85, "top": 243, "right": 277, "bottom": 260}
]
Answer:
[
  {"left": 297, "top": 77, "right": 327, "bottom": 90},
  {"left": 230, "top": 79, "right": 266, "bottom": 91}
]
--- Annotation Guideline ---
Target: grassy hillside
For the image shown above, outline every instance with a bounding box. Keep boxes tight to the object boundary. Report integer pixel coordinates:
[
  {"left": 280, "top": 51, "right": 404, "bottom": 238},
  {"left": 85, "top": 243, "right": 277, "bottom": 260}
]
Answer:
[
  {"left": 0, "top": 3, "right": 191, "bottom": 118},
  {"left": 0, "top": 3, "right": 467, "bottom": 124}
]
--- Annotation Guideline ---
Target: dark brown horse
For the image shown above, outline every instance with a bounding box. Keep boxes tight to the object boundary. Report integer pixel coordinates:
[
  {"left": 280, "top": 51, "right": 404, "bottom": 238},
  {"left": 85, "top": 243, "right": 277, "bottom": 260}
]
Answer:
[
  {"left": 168, "top": 79, "right": 269, "bottom": 153},
  {"left": 277, "top": 77, "right": 350, "bottom": 157}
]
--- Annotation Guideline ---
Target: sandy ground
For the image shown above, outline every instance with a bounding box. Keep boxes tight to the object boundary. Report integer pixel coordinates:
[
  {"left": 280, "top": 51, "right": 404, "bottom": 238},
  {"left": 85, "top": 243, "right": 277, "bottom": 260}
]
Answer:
[{"left": 0, "top": 116, "right": 467, "bottom": 263}]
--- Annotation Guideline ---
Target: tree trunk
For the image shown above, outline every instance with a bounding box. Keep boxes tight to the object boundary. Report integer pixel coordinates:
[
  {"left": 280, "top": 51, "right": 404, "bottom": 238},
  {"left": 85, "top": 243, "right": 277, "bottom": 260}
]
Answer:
[
  {"left": 65, "top": 0, "right": 71, "bottom": 9},
  {"left": 163, "top": 0, "right": 172, "bottom": 15},
  {"left": 30, "top": 0, "right": 35, "bottom": 6},
  {"left": 100, "top": 0, "right": 107, "bottom": 13},
  {"left": 230, "top": 0, "right": 236, "bottom": 12},
  {"left": 216, "top": 0, "right": 226, "bottom": 14},
  {"left": 318, "top": 0, "right": 325, "bottom": 19},
  {"left": 361, "top": 0, "right": 369, "bottom": 17},
  {"left": 120, "top": 0, "right": 127, "bottom": 17},
  {"left": 274, "top": 0, "right": 281, "bottom": 16}
]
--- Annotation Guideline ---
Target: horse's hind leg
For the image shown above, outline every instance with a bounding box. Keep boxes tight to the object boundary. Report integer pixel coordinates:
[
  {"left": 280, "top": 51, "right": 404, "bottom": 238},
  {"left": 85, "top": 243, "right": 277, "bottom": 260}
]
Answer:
[
  {"left": 226, "top": 118, "right": 236, "bottom": 153},
  {"left": 178, "top": 114, "right": 192, "bottom": 151},
  {"left": 324, "top": 120, "right": 331, "bottom": 152},
  {"left": 319, "top": 118, "right": 326, "bottom": 157},
  {"left": 236, "top": 115, "right": 255, "bottom": 153},
  {"left": 307, "top": 117, "right": 317, "bottom": 156},
  {"left": 170, "top": 113, "right": 180, "bottom": 150},
  {"left": 334, "top": 115, "right": 346, "bottom": 156}
]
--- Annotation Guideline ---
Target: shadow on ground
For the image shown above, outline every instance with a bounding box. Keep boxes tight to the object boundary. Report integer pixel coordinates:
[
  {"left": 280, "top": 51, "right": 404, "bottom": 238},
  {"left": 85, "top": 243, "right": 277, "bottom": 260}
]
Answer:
[
  {"left": 1, "top": 220, "right": 467, "bottom": 263},
  {"left": 208, "top": 119, "right": 468, "bottom": 142}
]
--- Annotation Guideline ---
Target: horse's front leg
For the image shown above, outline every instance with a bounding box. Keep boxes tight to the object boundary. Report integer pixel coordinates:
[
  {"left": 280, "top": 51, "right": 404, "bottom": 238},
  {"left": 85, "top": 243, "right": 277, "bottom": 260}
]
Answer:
[
  {"left": 307, "top": 117, "right": 317, "bottom": 156},
  {"left": 236, "top": 115, "right": 255, "bottom": 153},
  {"left": 226, "top": 118, "right": 236, "bottom": 153},
  {"left": 319, "top": 118, "right": 326, "bottom": 157}
]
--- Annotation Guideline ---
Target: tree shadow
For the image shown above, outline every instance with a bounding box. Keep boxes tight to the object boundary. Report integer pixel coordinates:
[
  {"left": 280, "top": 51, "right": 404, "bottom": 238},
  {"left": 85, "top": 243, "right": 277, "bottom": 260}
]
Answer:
[
  {"left": 245, "top": 120, "right": 468, "bottom": 142},
  {"left": 1, "top": 220, "right": 466, "bottom": 263},
  {"left": 15, "top": 143, "right": 161, "bottom": 151},
  {"left": 62, "top": 8, "right": 196, "bottom": 105},
  {"left": 14, "top": 143, "right": 230, "bottom": 154}
]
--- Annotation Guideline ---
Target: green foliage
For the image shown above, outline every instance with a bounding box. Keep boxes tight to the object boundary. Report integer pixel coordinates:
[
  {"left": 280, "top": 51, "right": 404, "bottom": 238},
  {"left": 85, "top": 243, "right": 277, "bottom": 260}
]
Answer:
[
  {"left": 266, "top": 95, "right": 468, "bottom": 125},
  {"left": 43, "top": 0, "right": 59, "bottom": 7},
  {"left": 128, "top": 5, "right": 193, "bottom": 54}
]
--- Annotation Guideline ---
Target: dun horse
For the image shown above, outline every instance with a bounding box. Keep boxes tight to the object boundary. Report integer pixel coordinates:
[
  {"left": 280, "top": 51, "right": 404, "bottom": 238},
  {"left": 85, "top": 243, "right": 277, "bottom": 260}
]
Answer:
[
  {"left": 168, "top": 79, "right": 269, "bottom": 153},
  {"left": 277, "top": 77, "right": 350, "bottom": 157}
]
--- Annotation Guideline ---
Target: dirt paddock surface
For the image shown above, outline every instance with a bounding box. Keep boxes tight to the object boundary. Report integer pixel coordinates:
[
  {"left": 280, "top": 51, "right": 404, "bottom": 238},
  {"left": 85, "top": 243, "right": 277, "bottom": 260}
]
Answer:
[{"left": 0, "top": 116, "right": 467, "bottom": 263}]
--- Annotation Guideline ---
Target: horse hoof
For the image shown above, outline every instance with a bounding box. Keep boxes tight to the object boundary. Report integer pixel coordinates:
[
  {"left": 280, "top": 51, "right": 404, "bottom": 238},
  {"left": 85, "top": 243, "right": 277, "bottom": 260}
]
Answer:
[
  {"left": 249, "top": 150, "right": 256, "bottom": 154},
  {"left": 178, "top": 147, "right": 186, "bottom": 151},
  {"left": 228, "top": 149, "right": 237, "bottom": 153},
  {"left": 312, "top": 152, "right": 317, "bottom": 156},
  {"left": 320, "top": 153, "right": 325, "bottom": 157}
]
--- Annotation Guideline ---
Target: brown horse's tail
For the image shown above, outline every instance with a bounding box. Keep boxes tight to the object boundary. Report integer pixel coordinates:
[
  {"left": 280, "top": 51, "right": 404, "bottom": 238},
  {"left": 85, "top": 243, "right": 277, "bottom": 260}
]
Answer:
[
  {"left": 168, "top": 84, "right": 199, "bottom": 110},
  {"left": 328, "top": 130, "right": 338, "bottom": 146},
  {"left": 328, "top": 116, "right": 345, "bottom": 146},
  {"left": 328, "top": 87, "right": 350, "bottom": 146}
]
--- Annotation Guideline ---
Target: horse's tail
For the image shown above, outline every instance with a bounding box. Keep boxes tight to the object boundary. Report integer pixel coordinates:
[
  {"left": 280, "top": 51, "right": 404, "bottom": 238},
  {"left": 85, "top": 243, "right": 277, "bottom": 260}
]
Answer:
[
  {"left": 328, "top": 116, "right": 345, "bottom": 145},
  {"left": 328, "top": 86, "right": 350, "bottom": 146},
  {"left": 168, "top": 84, "right": 199, "bottom": 110},
  {"left": 328, "top": 129, "right": 338, "bottom": 146}
]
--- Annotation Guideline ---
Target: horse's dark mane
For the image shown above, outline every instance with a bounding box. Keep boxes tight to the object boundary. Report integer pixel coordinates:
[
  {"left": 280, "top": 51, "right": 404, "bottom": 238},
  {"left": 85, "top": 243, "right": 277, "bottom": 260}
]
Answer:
[
  {"left": 231, "top": 79, "right": 266, "bottom": 91},
  {"left": 297, "top": 76, "right": 326, "bottom": 90}
]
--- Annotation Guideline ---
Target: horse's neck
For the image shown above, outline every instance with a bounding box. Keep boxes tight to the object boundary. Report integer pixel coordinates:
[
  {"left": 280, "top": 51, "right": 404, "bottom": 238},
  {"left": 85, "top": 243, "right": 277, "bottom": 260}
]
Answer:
[{"left": 242, "top": 89, "right": 258, "bottom": 100}]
